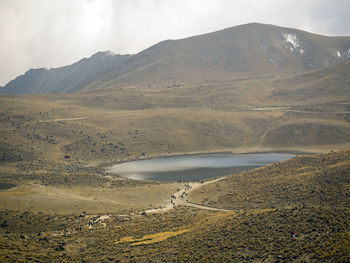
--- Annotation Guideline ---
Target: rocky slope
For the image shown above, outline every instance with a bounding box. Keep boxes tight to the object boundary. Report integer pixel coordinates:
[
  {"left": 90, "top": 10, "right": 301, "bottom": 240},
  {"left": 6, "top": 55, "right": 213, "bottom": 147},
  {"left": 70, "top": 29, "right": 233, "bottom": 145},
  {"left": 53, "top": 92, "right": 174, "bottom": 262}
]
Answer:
[
  {"left": 1, "top": 23, "right": 350, "bottom": 94},
  {"left": 0, "top": 51, "right": 130, "bottom": 94}
]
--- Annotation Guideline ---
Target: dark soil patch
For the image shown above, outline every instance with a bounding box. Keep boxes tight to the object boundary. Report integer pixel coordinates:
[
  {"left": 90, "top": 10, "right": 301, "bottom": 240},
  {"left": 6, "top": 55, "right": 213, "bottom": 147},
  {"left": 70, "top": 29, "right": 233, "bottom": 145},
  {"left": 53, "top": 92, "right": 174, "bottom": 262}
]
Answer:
[{"left": 0, "top": 182, "right": 17, "bottom": 190}]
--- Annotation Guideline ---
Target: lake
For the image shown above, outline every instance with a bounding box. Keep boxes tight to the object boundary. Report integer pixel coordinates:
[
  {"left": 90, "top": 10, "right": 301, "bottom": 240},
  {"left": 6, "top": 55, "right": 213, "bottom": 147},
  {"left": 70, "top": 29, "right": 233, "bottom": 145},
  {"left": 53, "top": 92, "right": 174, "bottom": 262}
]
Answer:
[{"left": 106, "top": 153, "right": 295, "bottom": 182}]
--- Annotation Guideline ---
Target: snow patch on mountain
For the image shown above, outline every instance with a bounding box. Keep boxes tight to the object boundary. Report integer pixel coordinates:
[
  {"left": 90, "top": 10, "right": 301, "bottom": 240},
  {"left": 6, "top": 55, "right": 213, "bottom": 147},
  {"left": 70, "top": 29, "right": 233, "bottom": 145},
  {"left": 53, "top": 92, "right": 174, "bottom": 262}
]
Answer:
[
  {"left": 282, "top": 33, "right": 303, "bottom": 55},
  {"left": 283, "top": 34, "right": 299, "bottom": 49},
  {"left": 333, "top": 49, "right": 350, "bottom": 59}
]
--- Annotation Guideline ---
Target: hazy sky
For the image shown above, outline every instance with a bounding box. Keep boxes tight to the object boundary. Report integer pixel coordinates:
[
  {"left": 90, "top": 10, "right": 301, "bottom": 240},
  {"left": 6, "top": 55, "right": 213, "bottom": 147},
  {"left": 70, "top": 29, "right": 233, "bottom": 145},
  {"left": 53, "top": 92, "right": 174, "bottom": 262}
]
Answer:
[{"left": 1, "top": 0, "right": 350, "bottom": 86}]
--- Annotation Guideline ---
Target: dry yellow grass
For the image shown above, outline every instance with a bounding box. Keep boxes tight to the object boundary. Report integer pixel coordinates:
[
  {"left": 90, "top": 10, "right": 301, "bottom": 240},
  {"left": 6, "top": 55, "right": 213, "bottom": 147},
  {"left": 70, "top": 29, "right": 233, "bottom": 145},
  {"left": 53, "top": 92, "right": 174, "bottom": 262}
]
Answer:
[
  {"left": 295, "top": 171, "right": 314, "bottom": 177},
  {"left": 328, "top": 160, "right": 350, "bottom": 168},
  {"left": 115, "top": 229, "right": 191, "bottom": 246}
]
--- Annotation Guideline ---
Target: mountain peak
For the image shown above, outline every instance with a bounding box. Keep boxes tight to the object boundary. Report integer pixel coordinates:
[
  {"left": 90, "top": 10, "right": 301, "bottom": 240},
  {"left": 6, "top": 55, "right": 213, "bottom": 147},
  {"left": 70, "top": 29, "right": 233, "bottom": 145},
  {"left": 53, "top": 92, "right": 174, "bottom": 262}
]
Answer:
[{"left": 90, "top": 50, "right": 115, "bottom": 58}]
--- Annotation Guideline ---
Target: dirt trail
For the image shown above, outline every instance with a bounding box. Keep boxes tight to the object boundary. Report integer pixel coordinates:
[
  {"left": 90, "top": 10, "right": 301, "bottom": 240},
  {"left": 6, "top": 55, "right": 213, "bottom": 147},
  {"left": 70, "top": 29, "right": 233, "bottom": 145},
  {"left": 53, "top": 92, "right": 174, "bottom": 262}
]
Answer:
[
  {"left": 39, "top": 114, "right": 145, "bottom": 122},
  {"left": 144, "top": 177, "right": 231, "bottom": 213},
  {"left": 258, "top": 125, "right": 275, "bottom": 146}
]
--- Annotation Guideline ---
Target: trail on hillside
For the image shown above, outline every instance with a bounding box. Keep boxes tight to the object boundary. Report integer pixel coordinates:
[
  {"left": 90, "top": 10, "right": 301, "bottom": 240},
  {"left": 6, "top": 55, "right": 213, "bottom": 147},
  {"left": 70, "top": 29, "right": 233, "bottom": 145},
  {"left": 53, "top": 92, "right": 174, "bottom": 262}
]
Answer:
[
  {"left": 39, "top": 114, "right": 145, "bottom": 122},
  {"left": 144, "top": 177, "right": 231, "bottom": 213}
]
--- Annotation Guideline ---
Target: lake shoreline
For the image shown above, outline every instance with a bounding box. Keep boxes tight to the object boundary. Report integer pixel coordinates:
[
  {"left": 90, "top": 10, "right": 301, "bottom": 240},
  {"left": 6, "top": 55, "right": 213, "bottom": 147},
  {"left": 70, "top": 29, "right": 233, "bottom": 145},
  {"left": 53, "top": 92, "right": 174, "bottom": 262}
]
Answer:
[
  {"left": 101, "top": 147, "right": 311, "bottom": 170},
  {"left": 105, "top": 152, "right": 298, "bottom": 182}
]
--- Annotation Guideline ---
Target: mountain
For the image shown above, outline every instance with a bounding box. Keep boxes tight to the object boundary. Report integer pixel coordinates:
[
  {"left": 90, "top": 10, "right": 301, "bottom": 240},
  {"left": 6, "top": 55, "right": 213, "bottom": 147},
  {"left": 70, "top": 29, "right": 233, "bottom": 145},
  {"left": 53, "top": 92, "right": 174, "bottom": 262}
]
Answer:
[
  {"left": 269, "top": 60, "right": 350, "bottom": 105},
  {"left": 1, "top": 23, "right": 350, "bottom": 94},
  {"left": 87, "top": 23, "right": 350, "bottom": 91},
  {"left": 0, "top": 51, "right": 131, "bottom": 94}
]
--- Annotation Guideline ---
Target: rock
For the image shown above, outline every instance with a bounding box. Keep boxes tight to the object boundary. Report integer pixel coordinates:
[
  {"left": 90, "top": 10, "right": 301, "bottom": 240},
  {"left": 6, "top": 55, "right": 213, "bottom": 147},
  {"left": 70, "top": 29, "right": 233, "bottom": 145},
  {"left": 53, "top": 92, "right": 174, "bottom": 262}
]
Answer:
[
  {"left": 0, "top": 220, "right": 8, "bottom": 228},
  {"left": 39, "top": 237, "right": 49, "bottom": 242},
  {"left": 56, "top": 242, "right": 66, "bottom": 251}
]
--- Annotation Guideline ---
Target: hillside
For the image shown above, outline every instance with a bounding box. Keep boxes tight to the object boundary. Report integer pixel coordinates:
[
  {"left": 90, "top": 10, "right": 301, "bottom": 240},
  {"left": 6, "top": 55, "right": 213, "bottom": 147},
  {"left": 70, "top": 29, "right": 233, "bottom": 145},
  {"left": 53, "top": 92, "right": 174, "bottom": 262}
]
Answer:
[
  {"left": 1, "top": 23, "right": 350, "bottom": 94},
  {"left": 1, "top": 151, "right": 349, "bottom": 262},
  {"left": 0, "top": 51, "right": 131, "bottom": 94},
  {"left": 1, "top": 87, "right": 349, "bottom": 169},
  {"left": 1, "top": 54, "right": 350, "bottom": 166},
  {"left": 190, "top": 151, "right": 350, "bottom": 210},
  {"left": 270, "top": 60, "right": 350, "bottom": 105}
]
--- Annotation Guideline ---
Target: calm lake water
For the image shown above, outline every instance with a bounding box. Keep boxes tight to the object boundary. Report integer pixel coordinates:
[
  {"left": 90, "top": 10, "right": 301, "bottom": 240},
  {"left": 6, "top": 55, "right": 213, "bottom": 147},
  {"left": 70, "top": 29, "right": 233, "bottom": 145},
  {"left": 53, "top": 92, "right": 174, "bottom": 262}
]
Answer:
[{"left": 106, "top": 153, "right": 295, "bottom": 182}]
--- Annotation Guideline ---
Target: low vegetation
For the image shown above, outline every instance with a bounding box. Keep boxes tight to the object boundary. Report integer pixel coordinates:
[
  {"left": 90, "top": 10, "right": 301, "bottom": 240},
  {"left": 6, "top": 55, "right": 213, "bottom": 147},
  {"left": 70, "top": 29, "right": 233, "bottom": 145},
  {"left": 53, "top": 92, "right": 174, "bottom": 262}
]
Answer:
[
  {"left": 190, "top": 151, "right": 350, "bottom": 210},
  {"left": 1, "top": 63, "right": 350, "bottom": 261},
  {"left": 0, "top": 151, "right": 349, "bottom": 262}
]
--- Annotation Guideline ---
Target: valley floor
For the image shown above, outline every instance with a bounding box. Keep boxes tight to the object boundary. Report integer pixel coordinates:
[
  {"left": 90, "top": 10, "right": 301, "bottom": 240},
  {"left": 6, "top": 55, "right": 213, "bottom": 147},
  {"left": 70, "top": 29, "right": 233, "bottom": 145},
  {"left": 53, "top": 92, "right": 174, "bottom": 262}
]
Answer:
[
  {"left": 0, "top": 150, "right": 349, "bottom": 262},
  {"left": 1, "top": 81, "right": 350, "bottom": 261}
]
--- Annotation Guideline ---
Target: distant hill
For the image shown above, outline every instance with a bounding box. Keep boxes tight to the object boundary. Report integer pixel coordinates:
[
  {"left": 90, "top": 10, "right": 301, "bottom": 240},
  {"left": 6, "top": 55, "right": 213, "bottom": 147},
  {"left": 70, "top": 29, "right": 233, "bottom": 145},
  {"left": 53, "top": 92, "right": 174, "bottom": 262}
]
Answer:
[
  {"left": 1, "top": 23, "right": 350, "bottom": 94},
  {"left": 0, "top": 51, "right": 131, "bottom": 94}
]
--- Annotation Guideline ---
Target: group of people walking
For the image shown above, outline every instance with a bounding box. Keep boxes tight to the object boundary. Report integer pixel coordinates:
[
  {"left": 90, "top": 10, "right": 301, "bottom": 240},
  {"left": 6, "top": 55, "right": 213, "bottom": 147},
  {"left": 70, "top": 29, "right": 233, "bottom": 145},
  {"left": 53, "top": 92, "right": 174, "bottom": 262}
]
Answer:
[{"left": 170, "top": 182, "right": 193, "bottom": 206}]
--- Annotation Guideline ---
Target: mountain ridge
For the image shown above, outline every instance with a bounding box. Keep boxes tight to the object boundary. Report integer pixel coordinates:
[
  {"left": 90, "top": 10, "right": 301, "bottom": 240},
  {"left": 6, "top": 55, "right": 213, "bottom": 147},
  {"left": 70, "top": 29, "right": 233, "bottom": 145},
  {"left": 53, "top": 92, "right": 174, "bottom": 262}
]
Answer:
[
  {"left": 1, "top": 22, "right": 350, "bottom": 94},
  {"left": 0, "top": 51, "right": 131, "bottom": 94},
  {"left": 81, "top": 22, "right": 350, "bottom": 92}
]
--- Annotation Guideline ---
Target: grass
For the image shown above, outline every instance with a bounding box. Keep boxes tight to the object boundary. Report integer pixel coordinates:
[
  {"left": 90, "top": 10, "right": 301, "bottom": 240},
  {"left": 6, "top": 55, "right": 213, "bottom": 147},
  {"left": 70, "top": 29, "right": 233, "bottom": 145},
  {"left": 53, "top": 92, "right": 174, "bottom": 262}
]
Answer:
[
  {"left": 190, "top": 150, "right": 350, "bottom": 210},
  {"left": 1, "top": 76, "right": 350, "bottom": 169},
  {"left": 316, "top": 232, "right": 350, "bottom": 260},
  {"left": 115, "top": 229, "right": 191, "bottom": 246},
  {"left": 0, "top": 181, "right": 179, "bottom": 214},
  {"left": 3, "top": 87, "right": 348, "bottom": 217},
  {"left": 1, "top": 68, "right": 350, "bottom": 261},
  {"left": 1, "top": 204, "right": 349, "bottom": 262}
]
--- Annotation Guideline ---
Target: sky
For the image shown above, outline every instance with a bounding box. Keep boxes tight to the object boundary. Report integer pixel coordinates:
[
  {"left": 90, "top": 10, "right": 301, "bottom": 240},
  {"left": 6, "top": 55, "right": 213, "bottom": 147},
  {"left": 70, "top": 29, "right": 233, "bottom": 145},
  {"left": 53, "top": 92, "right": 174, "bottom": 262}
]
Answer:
[{"left": 1, "top": 0, "right": 350, "bottom": 86}]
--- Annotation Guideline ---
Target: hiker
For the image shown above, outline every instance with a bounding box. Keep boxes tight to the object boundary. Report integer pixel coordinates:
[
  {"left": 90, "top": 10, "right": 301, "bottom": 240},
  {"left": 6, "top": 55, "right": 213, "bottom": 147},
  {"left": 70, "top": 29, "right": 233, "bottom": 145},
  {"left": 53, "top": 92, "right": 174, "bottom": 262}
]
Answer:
[{"left": 291, "top": 231, "right": 296, "bottom": 238}]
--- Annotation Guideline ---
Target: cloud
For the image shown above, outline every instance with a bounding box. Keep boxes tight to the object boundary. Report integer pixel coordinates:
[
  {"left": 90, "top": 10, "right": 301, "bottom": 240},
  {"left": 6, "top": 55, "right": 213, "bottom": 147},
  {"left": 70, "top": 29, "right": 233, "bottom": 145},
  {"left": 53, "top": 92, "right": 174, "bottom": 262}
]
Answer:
[{"left": 0, "top": 0, "right": 349, "bottom": 85}]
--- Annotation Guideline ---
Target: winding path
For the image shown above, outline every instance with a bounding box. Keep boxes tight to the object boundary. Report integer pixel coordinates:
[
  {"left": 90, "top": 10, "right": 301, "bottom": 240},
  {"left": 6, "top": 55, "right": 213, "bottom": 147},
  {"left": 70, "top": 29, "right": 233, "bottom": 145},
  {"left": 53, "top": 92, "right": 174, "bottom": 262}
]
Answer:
[{"left": 144, "top": 177, "right": 231, "bottom": 213}]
